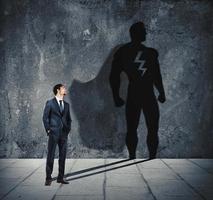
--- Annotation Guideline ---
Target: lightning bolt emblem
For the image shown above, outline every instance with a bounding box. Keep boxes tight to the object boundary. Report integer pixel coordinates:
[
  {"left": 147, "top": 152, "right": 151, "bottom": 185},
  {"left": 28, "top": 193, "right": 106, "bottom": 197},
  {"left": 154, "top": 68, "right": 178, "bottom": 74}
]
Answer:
[{"left": 134, "top": 51, "right": 147, "bottom": 77}]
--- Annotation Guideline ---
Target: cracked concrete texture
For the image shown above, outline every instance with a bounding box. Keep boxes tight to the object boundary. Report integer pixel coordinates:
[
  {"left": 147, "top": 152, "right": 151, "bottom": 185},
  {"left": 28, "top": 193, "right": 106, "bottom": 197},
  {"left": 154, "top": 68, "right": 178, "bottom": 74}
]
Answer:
[{"left": 0, "top": 0, "right": 213, "bottom": 158}]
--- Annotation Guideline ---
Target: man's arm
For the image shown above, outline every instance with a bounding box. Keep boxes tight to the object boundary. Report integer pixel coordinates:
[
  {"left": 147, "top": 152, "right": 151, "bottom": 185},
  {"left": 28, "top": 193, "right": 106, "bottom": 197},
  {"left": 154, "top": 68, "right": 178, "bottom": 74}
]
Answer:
[
  {"left": 109, "top": 48, "right": 125, "bottom": 107},
  {"left": 152, "top": 50, "right": 166, "bottom": 103},
  {"left": 42, "top": 100, "right": 51, "bottom": 135},
  {"left": 66, "top": 104, "right": 72, "bottom": 133}
]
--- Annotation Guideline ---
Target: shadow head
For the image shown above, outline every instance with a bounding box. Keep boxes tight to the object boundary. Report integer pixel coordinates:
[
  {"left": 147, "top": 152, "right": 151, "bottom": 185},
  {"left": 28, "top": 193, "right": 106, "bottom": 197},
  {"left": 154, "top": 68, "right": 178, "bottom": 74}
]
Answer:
[{"left": 129, "top": 21, "right": 147, "bottom": 43}]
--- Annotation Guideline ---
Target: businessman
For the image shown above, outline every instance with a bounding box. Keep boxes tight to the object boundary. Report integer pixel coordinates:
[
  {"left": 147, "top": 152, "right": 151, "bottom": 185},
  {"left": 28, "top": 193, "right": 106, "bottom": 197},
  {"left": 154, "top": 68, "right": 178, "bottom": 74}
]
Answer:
[
  {"left": 109, "top": 22, "right": 166, "bottom": 159},
  {"left": 43, "top": 84, "right": 72, "bottom": 185}
]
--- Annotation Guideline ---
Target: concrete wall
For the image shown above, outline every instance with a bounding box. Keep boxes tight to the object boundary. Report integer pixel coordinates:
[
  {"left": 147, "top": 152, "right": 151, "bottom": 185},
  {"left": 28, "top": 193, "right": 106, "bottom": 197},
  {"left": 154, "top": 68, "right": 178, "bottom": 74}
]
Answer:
[{"left": 0, "top": 0, "right": 213, "bottom": 158}]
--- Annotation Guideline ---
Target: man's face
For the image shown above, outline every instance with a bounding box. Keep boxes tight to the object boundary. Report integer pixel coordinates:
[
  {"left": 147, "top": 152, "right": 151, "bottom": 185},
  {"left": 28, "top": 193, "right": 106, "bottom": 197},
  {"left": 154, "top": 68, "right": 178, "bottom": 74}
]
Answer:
[{"left": 58, "top": 85, "right": 67, "bottom": 96}]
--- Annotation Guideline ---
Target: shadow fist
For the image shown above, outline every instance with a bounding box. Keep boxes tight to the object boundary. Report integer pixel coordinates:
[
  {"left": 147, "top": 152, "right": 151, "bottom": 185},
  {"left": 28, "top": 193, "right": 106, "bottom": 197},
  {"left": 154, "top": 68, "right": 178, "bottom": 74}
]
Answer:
[
  {"left": 115, "top": 97, "right": 125, "bottom": 107},
  {"left": 158, "top": 94, "right": 166, "bottom": 103}
]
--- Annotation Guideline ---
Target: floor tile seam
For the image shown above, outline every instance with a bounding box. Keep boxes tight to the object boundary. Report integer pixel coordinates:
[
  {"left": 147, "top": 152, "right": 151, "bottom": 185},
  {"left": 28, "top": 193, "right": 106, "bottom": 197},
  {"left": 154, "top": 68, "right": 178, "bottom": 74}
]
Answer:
[
  {"left": 52, "top": 159, "right": 78, "bottom": 200},
  {"left": 136, "top": 161, "right": 157, "bottom": 200},
  {"left": 187, "top": 159, "right": 213, "bottom": 174},
  {"left": 0, "top": 162, "right": 44, "bottom": 199},
  {"left": 161, "top": 159, "right": 206, "bottom": 200}
]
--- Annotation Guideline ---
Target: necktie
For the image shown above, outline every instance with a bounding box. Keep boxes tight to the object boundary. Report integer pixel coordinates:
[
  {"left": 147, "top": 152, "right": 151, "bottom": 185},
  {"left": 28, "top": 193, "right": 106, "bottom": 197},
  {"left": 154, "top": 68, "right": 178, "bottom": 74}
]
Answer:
[{"left": 59, "top": 100, "right": 63, "bottom": 113}]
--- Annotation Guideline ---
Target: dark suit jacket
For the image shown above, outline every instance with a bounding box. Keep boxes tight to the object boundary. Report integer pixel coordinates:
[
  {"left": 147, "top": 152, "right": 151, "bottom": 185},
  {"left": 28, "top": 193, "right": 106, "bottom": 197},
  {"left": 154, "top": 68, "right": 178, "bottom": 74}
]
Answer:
[{"left": 42, "top": 97, "right": 72, "bottom": 136}]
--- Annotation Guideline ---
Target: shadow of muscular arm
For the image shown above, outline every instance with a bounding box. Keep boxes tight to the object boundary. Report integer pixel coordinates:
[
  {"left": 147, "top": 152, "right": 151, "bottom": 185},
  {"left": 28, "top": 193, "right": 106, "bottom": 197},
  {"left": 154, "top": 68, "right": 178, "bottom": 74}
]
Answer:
[{"left": 152, "top": 50, "right": 166, "bottom": 103}]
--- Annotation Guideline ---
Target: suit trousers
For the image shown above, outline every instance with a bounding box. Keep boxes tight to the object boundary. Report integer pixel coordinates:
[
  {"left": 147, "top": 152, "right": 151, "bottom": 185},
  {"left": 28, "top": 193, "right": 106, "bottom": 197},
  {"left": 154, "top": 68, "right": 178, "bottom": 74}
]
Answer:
[{"left": 46, "top": 131, "right": 68, "bottom": 180}]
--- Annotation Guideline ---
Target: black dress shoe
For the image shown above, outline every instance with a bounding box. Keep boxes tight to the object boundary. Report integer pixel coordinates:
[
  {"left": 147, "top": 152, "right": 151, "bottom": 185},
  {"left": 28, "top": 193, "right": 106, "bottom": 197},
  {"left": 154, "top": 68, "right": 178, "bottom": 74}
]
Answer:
[
  {"left": 57, "top": 179, "right": 69, "bottom": 184},
  {"left": 45, "top": 179, "right": 52, "bottom": 186}
]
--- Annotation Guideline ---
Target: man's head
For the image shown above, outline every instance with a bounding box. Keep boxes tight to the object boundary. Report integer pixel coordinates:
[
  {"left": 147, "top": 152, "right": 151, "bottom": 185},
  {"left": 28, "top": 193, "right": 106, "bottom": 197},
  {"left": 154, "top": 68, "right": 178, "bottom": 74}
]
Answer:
[
  {"left": 53, "top": 84, "right": 67, "bottom": 96},
  {"left": 129, "top": 22, "right": 146, "bottom": 43}
]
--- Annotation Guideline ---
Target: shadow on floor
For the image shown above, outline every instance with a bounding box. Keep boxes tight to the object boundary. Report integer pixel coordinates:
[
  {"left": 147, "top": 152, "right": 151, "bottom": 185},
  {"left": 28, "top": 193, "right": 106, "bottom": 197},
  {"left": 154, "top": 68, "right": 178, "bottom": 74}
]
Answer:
[{"left": 53, "top": 158, "right": 151, "bottom": 181}]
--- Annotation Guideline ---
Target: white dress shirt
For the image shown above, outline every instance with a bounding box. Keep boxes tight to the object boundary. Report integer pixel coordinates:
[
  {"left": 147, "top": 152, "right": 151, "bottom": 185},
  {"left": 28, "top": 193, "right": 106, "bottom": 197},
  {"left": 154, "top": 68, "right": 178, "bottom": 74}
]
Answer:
[{"left": 55, "top": 95, "right": 64, "bottom": 110}]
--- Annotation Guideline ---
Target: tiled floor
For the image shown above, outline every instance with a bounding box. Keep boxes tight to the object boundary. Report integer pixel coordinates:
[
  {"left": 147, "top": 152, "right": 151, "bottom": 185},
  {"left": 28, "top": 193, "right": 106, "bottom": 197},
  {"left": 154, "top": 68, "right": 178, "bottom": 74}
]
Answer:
[{"left": 0, "top": 159, "right": 212, "bottom": 200}]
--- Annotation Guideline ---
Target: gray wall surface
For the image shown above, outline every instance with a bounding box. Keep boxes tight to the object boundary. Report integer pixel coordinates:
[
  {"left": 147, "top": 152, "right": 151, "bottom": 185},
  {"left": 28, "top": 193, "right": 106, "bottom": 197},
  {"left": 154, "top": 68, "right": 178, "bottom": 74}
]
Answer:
[{"left": 0, "top": 0, "right": 213, "bottom": 158}]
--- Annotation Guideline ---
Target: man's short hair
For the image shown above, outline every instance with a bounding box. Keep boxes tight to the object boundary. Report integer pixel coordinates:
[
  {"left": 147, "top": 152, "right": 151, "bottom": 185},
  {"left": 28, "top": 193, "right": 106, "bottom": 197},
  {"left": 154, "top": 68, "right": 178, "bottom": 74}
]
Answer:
[{"left": 53, "top": 83, "right": 64, "bottom": 95}]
